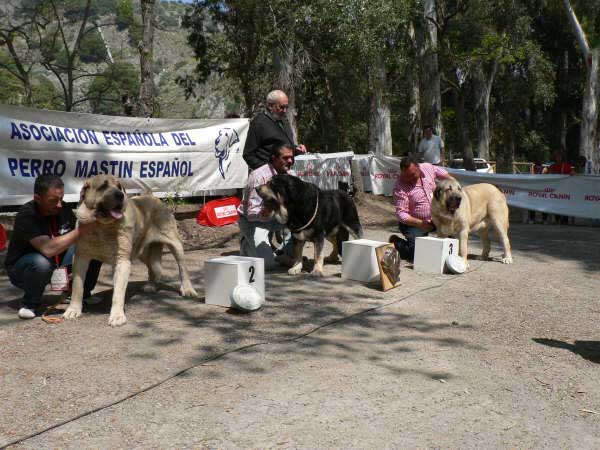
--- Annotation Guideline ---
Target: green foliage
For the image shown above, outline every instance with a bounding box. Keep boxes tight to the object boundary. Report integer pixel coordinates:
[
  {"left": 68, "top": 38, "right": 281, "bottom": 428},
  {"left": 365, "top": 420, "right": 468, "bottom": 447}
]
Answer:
[
  {"left": 40, "top": 29, "right": 70, "bottom": 70},
  {"left": 0, "top": 65, "right": 60, "bottom": 110},
  {"left": 87, "top": 62, "right": 140, "bottom": 115},
  {"left": 31, "top": 76, "right": 62, "bottom": 110},
  {"left": 80, "top": 29, "right": 108, "bottom": 63},
  {"left": 128, "top": 21, "right": 143, "bottom": 46},
  {"left": 0, "top": 68, "right": 23, "bottom": 105},
  {"left": 116, "top": 0, "right": 134, "bottom": 30}
]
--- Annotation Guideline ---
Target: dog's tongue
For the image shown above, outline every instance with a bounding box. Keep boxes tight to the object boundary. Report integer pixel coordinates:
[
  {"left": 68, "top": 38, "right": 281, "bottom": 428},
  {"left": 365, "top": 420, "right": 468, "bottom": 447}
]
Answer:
[{"left": 110, "top": 209, "right": 123, "bottom": 219}]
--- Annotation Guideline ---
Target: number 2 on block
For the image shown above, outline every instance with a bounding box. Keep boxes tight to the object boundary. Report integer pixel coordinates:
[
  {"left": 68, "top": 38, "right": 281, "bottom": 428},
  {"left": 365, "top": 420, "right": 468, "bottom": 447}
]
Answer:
[{"left": 248, "top": 266, "right": 255, "bottom": 283}]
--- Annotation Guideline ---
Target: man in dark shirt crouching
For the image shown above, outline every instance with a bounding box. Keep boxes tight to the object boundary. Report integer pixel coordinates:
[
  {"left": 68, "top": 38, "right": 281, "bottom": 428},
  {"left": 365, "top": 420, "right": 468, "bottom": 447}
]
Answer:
[{"left": 5, "top": 174, "right": 101, "bottom": 319}]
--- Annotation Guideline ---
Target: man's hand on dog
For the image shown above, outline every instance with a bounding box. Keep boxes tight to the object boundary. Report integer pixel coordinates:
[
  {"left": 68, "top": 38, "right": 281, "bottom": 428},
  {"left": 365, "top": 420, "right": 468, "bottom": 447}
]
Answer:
[
  {"left": 77, "top": 221, "right": 97, "bottom": 236},
  {"left": 420, "top": 220, "right": 434, "bottom": 232}
]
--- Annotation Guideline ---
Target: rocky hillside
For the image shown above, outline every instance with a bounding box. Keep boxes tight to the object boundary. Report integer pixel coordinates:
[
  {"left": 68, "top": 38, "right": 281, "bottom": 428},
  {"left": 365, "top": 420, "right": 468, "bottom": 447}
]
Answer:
[{"left": 8, "top": 0, "right": 238, "bottom": 119}]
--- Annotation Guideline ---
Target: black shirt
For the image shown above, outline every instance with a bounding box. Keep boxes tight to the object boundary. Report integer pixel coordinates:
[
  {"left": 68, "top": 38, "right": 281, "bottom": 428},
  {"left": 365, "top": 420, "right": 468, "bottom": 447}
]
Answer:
[
  {"left": 243, "top": 112, "right": 298, "bottom": 170},
  {"left": 4, "top": 201, "right": 76, "bottom": 271}
]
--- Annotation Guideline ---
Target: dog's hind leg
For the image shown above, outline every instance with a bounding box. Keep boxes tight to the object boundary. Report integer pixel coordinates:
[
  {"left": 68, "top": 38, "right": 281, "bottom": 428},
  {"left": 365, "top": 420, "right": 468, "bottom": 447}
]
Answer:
[
  {"left": 311, "top": 237, "right": 326, "bottom": 277},
  {"left": 141, "top": 243, "right": 163, "bottom": 293},
  {"left": 480, "top": 227, "right": 491, "bottom": 259},
  {"left": 491, "top": 218, "right": 513, "bottom": 264},
  {"left": 164, "top": 236, "right": 198, "bottom": 297},
  {"left": 325, "top": 231, "right": 341, "bottom": 263}
]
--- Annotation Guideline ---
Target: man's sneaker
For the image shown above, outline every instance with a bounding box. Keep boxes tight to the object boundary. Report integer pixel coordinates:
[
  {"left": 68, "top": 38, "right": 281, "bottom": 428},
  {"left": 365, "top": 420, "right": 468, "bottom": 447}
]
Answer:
[
  {"left": 83, "top": 295, "right": 103, "bottom": 305},
  {"left": 18, "top": 307, "right": 36, "bottom": 319}
]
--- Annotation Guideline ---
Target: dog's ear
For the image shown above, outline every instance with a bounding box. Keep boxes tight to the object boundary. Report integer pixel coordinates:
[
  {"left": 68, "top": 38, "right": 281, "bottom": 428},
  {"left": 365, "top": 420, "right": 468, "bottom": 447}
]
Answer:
[
  {"left": 434, "top": 185, "right": 442, "bottom": 201},
  {"left": 79, "top": 180, "right": 90, "bottom": 204}
]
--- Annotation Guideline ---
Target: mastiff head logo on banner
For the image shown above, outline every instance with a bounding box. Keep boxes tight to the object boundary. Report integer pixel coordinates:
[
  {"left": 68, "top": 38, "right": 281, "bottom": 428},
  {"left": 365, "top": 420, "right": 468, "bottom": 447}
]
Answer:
[{"left": 214, "top": 128, "right": 240, "bottom": 179}]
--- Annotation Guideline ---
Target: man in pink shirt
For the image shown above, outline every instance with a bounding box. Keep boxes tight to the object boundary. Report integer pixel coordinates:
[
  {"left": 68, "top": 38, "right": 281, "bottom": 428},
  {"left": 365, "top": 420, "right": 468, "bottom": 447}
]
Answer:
[
  {"left": 389, "top": 156, "right": 452, "bottom": 261},
  {"left": 238, "top": 144, "right": 296, "bottom": 269}
]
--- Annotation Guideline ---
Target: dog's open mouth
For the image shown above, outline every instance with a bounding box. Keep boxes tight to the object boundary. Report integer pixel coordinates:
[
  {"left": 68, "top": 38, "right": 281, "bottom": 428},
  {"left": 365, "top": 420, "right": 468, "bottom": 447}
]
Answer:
[
  {"left": 108, "top": 209, "right": 123, "bottom": 219},
  {"left": 446, "top": 196, "right": 461, "bottom": 214},
  {"left": 96, "top": 205, "right": 124, "bottom": 220}
]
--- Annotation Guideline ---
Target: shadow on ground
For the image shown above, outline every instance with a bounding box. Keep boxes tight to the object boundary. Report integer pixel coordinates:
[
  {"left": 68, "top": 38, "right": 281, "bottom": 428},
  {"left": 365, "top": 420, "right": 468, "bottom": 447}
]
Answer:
[{"left": 533, "top": 338, "right": 600, "bottom": 364}]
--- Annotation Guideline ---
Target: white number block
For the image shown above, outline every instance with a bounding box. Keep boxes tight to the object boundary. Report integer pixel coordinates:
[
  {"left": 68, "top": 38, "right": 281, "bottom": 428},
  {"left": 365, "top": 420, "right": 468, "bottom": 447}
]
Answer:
[
  {"left": 342, "top": 239, "right": 389, "bottom": 283},
  {"left": 414, "top": 236, "right": 459, "bottom": 274},
  {"left": 204, "top": 256, "right": 265, "bottom": 308}
]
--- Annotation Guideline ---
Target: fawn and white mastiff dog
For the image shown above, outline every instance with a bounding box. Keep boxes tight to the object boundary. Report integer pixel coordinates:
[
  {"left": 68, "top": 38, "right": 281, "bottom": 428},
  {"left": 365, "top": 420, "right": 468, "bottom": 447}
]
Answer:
[
  {"left": 63, "top": 175, "right": 198, "bottom": 326},
  {"left": 431, "top": 178, "right": 513, "bottom": 266}
]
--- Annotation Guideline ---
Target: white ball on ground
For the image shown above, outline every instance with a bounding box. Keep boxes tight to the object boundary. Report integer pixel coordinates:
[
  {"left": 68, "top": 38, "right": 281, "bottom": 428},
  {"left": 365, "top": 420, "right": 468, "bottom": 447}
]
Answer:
[
  {"left": 230, "top": 284, "right": 264, "bottom": 311},
  {"left": 446, "top": 253, "right": 467, "bottom": 274}
]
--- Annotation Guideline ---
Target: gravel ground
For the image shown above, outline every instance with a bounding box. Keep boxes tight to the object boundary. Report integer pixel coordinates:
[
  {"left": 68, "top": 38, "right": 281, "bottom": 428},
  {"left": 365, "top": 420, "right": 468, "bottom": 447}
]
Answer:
[{"left": 0, "top": 195, "right": 599, "bottom": 449}]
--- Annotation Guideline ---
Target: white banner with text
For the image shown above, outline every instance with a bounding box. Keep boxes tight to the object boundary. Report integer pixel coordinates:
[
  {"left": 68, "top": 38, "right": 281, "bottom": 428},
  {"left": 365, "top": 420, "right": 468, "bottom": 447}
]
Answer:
[{"left": 0, "top": 105, "right": 249, "bottom": 205}]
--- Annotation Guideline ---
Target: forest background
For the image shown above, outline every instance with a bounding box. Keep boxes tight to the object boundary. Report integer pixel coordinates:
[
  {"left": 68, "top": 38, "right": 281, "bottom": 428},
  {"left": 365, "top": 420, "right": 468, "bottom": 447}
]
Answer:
[{"left": 1, "top": 0, "right": 599, "bottom": 173}]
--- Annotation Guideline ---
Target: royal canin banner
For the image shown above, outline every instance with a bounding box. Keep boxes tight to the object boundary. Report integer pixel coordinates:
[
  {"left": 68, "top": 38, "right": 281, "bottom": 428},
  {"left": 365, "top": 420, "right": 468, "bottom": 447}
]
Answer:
[
  {"left": 0, "top": 105, "right": 249, "bottom": 205},
  {"left": 348, "top": 154, "right": 600, "bottom": 219},
  {"left": 446, "top": 170, "right": 600, "bottom": 219}
]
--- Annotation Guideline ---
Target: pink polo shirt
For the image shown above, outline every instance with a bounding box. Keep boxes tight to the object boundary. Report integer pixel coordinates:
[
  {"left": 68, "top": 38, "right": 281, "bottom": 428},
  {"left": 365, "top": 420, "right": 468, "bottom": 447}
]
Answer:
[{"left": 393, "top": 163, "right": 449, "bottom": 223}]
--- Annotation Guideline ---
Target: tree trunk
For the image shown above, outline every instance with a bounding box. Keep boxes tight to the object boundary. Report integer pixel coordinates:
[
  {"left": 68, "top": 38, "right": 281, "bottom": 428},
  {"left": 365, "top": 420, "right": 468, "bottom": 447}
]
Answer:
[
  {"left": 368, "top": 54, "right": 392, "bottom": 156},
  {"left": 474, "top": 58, "right": 498, "bottom": 160},
  {"left": 350, "top": 159, "right": 364, "bottom": 205},
  {"left": 580, "top": 47, "right": 599, "bottom": 169},
  {"left": 453, "top": 88, "right": 474, "bottom": 170},
  {"left": 558, "top": 50, "right": 569, "bottom": 150},
  {"left": 275, "top": 43, "right": 298, "bottom": 143},
  {"left": 407, "top": 21, "right": 421, "bottom": 154},
  {"left": 1, "top": 33, "right": 34, "bottom": 106},
  {"left": 138, "top": 0, "right": 157, "bottom": 118},
  {"left": 562, "top": 0, "right": 599, "bottom": 171},
  {"left": 421, "top": 0, "right": 443, "bottom": 136}
]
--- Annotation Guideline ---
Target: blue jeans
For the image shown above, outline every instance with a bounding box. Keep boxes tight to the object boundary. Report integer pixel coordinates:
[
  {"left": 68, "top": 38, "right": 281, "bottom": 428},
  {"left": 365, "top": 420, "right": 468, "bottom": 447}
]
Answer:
[
  {"left": 394, "top": 223, "right": 430, "bottom": 262},
  {"left": 8, "top": 246, "right": 102, "bottom": 310},
  {"left": 238, "top": 214, "right": 294, "bottom": 270}
]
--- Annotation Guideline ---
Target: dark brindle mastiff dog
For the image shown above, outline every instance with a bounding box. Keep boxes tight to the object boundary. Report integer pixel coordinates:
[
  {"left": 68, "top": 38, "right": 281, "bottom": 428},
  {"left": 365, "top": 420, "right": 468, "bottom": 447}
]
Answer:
[
  {"left": 63, "top": 174, "right": 198, "bottom": 326},
  {"left": 431, "top": 178, "right": 513, "bottom": 266},
  {"left": 256, "top": 174, "right": 363, "bottom": 277}
]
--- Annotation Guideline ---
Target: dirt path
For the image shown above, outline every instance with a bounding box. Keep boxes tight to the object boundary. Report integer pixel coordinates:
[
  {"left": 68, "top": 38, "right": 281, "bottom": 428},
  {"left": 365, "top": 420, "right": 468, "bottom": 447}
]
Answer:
[{"left": 0, "top": 197, "right": 599, "bottom": 449}]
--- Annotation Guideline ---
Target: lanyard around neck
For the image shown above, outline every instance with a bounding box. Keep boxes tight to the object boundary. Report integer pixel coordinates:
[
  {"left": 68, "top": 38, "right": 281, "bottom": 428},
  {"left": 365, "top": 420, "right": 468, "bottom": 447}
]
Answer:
[{"left": 50, "top": 216, "right": 60, "bottom": 266}]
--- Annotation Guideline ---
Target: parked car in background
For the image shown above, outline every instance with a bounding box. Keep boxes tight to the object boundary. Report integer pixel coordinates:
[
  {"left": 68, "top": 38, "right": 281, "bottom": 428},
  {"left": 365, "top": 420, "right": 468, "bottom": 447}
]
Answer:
[{"left": 449, "top": 158, "right": 495, "bottom": 173}]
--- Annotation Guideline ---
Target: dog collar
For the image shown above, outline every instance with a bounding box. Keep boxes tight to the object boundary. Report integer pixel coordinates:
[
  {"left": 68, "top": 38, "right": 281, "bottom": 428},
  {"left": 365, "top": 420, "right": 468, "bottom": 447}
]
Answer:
[{"left": 292, "top": 196, "right": 319, "bottom": 232}]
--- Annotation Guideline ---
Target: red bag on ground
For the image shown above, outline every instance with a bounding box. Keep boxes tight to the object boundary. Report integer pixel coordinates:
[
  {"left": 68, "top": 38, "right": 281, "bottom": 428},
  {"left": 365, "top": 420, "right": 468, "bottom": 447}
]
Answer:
[
  {"left": 0, "top": 224, "right": 6, "bottom": 251},
  {"left": 197, "top": 197, "right": 241, "bottom": 227}
]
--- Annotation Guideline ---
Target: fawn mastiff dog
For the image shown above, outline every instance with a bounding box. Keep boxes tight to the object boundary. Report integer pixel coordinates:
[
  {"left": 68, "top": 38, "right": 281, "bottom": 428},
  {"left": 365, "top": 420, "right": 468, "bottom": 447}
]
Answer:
[
  {"left": 430, "top": 178, "right": 513, "bottom": 266},
  {"left": 63, "top": 175, "right": 198, "bottom": 326}
]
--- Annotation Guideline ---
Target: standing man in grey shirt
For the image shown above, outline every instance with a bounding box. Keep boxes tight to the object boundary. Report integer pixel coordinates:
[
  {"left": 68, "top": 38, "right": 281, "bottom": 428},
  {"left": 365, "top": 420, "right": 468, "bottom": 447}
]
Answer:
[{"left": 417, "top": 125, "right": 445, "bottom": 165}]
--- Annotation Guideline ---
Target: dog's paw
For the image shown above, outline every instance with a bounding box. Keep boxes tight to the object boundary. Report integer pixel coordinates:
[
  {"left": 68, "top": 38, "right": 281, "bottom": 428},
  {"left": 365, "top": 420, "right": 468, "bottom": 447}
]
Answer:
[
  {"left": 310, "top": 267, "right": 324, "bottom": 277},
  {"left": 108, "top": 311, "right": 127, "bottom": 327},
  {"left": 180, "top": 285, "right": 198, "bottom": 298},
  {"left": 63, "top": 306, "right": 82, "bottom": 320},
  {"left": 288, "top": 263, "right": 303, "bottom": 275},
  {"left": 501, "top": 256, "right": 513, "bottom": 264},
  {"left": 142, "top": 283, "right": 157, "bottom": 294},
  {"left": 324, "top": 255, "right": 340, "bottom": 264}
]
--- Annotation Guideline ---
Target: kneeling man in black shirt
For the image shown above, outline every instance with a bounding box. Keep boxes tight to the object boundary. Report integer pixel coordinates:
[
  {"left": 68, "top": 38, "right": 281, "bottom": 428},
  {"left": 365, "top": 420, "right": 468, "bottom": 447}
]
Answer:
[{"left": 5, "top": 174, "right": 101, "bottom": 319}]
